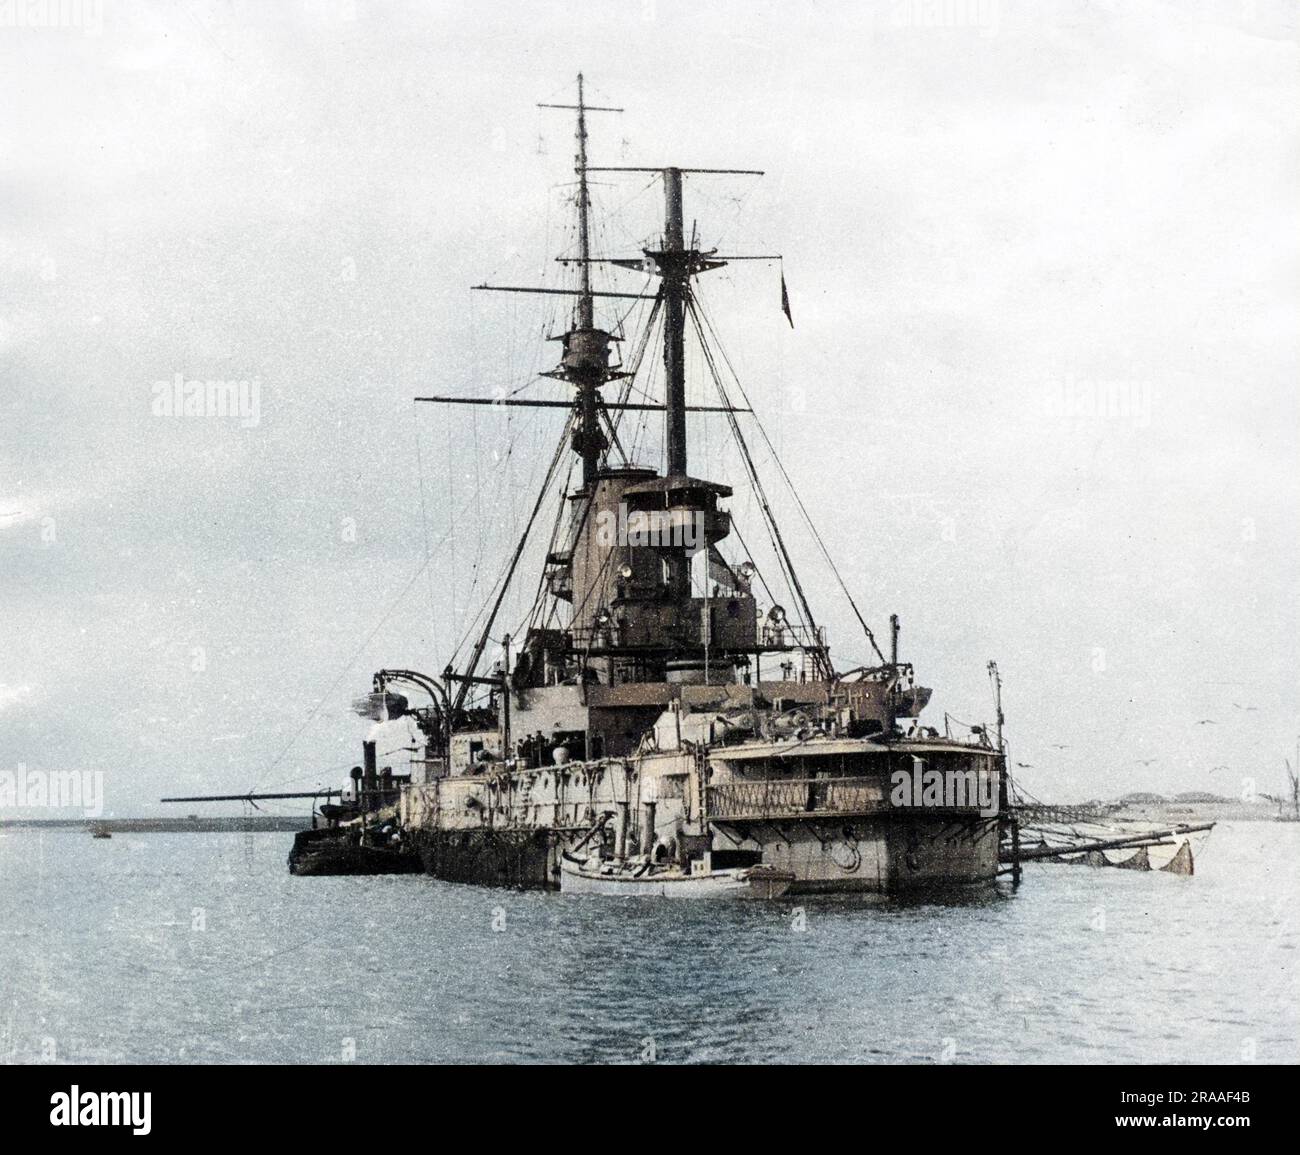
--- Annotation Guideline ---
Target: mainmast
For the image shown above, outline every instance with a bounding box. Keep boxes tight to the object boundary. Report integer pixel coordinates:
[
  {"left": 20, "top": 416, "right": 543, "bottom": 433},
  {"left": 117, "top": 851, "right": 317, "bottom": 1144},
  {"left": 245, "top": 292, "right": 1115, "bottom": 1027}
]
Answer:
[
  {"left": 591, "top": 163, "right": 760, "bottom": 479},
  {"left": 662, "top": 167, "right": 687, "bottom": 475}
]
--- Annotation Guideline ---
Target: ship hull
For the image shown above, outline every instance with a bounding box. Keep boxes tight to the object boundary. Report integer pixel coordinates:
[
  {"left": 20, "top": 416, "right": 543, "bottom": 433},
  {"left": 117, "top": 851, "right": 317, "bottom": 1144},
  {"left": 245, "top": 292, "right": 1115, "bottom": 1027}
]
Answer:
[
  {"left": 401, "top": 737, "right": 1005, "bottom": 895},
  {"left": 413, "top": 827, "right": 561, "bottom": 889},
  {"left": 405, "top": 813, "right": 1001, "bottom": 895},
  {"left": 724, "top": 815, "right": 1001, "bottom": 895}
]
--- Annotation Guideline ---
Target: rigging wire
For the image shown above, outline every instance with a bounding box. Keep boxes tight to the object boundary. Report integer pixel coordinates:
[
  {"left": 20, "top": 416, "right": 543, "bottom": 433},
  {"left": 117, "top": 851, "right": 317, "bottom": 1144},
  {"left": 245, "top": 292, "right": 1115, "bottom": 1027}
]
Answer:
[
  {"left": 728, "top": 516, "right": 782, "bottom": 612},
  {"left": 247, "top": 521, "right": 457, "bottom": 795},
  {"left": 685, "top": 295, "right": 832, "bottom": 678},
  {"left": 515, "top": 452, "right": 577, "bottom": 643},
  {"left": 412, "top": 402, "right": 438, "bottom": 658},
  {"left": 691, "top": 287, "right": 886, "bottom": 664},
  {"left": 449, "top": 411, "right": 580, "bottom": 711}
]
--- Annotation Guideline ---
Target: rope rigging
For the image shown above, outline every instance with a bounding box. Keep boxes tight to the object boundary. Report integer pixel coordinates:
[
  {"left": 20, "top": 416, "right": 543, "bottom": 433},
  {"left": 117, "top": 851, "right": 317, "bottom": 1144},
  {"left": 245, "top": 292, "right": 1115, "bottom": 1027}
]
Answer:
[
  {"left": 690, "top": 287, "right": 886, "bottom": 665},
  {"left": 685, "top": 293, "right": 833, "bottom": 680}
]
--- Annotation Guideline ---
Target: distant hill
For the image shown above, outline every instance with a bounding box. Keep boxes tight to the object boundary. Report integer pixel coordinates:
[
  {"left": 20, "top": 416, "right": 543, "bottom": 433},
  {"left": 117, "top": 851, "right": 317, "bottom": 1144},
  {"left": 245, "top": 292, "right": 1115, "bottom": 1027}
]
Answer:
[{"left": 1109, "top": 794, "right": 1275, "bottom": 822}]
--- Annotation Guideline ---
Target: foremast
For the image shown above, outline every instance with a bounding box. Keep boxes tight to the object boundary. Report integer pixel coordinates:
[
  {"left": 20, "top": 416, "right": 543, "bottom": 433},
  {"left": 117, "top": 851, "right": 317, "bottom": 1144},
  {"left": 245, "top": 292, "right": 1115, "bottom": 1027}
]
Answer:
[{"left": 538, "top": 74, "right": 623, "bottom": 486}]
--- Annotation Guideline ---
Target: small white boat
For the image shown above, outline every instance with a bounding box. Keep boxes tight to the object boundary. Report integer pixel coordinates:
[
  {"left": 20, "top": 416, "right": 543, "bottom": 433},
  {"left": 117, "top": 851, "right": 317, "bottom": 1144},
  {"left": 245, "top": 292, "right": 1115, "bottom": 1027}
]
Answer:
[{"left": 560, "top": 851, "right": 794, "bottom": 899}]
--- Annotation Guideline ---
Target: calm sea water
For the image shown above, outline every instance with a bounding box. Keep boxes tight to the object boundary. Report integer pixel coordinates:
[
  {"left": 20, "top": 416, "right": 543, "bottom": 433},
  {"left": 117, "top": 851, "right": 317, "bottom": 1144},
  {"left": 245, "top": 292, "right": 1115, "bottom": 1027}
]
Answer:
[{"left": 1, "top": 823, "right": 1296, "bottom": 1064}]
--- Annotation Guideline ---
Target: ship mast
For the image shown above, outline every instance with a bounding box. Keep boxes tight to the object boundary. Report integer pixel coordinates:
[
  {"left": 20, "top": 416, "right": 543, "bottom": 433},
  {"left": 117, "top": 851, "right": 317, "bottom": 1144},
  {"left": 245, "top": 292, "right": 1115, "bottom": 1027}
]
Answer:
[
  {"left": 591, "top": 163, "right": 761, "bottom": 479},
  {"left": 662, "top": 167, "right": 687, "bottom": 475},
  {"left": 572, "top": 74, "right": 603, "bottom": 485},
  {"left": 539, "top": 74, "right": 623, "bottom": 487},
  {"left": 574, "top": 74, "right": 595, "bottom": 333}
]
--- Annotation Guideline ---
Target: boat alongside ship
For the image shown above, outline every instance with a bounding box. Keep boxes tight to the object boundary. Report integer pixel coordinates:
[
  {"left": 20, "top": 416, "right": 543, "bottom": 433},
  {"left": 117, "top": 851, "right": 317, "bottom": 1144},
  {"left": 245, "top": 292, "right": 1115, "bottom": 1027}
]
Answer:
[
  {"left": 162, "top": 769, "right": 422, "bottom": 877},
  {"left": 560, "top": 849, "right": 795, "bottom": 899},
  {"left": 287, "top": 822, "right": 421, "bottom": 877},
  {"left": 285, "top": 767, "right": 422, "bottom": 876}
]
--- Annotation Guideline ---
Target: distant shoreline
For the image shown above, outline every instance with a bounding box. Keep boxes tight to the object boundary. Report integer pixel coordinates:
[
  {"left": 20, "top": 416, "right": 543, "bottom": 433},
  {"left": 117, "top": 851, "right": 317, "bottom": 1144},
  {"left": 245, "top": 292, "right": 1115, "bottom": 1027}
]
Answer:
[
  {"left": 1, "top": 800, "right": 1286, "bottom": 836},
  {"left": 1105, "top": 800, "right": 1285, "bottom": 824},
  {"left": 0, "top": 817, "right": 310, "bottom": 833},
  {"left": 1036, "top": 798, "right": 1286, "bottom": 824}
]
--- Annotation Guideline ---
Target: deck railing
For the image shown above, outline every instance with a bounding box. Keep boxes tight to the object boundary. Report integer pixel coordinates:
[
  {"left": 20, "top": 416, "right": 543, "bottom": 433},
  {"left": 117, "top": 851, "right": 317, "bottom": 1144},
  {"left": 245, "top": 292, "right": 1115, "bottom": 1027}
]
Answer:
[{"left": 706, "top": 776, "right": 885, "bottom": 821}]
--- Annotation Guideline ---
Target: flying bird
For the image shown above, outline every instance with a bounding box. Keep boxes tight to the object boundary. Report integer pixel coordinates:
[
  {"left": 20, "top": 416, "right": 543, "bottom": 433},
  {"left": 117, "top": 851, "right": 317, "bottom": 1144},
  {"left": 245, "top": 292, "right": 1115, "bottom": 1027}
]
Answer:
[
  {"left": 1049, "top": 744, "right": 1070, "bottom": 750},
  {"left": 1232, "top": 703, "right": 1258, "bottom": 712},
  {"left": 1135, "top": 758, "right": 1158, "bottom": 766},
  {"left": 1195, "top": 719, "right": 1217, "bottom": 725},
  {"left": 1015, "top": 762, "right": 1034, "bottom": 769},
  {"left": 1210, "top": 765, "right": 1230, "bottom": 773}
]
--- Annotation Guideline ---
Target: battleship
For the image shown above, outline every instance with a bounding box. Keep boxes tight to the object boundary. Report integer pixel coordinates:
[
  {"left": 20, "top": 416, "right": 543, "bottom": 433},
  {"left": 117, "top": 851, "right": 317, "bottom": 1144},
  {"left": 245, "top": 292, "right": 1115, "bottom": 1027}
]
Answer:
[
  {"left": 351, "top": 76, "right": 1016, "bottom": 898},
  {"left": 162, "top": 77, "right": 1216, "bottom": 892}
]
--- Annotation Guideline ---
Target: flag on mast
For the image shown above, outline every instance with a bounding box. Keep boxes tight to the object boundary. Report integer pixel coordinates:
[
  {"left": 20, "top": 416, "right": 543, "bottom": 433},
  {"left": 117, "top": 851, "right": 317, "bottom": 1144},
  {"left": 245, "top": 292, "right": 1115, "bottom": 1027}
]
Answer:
[{"left": 780, "top": 268, "right": 793, "bottom": 328}]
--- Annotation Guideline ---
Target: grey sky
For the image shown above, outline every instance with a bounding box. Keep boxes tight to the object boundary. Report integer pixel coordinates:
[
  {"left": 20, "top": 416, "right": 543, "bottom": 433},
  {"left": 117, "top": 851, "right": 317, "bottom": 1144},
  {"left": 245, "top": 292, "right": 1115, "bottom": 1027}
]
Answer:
[{"left": 2, "top": 0, "right": 1296, "bottom": 815}]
